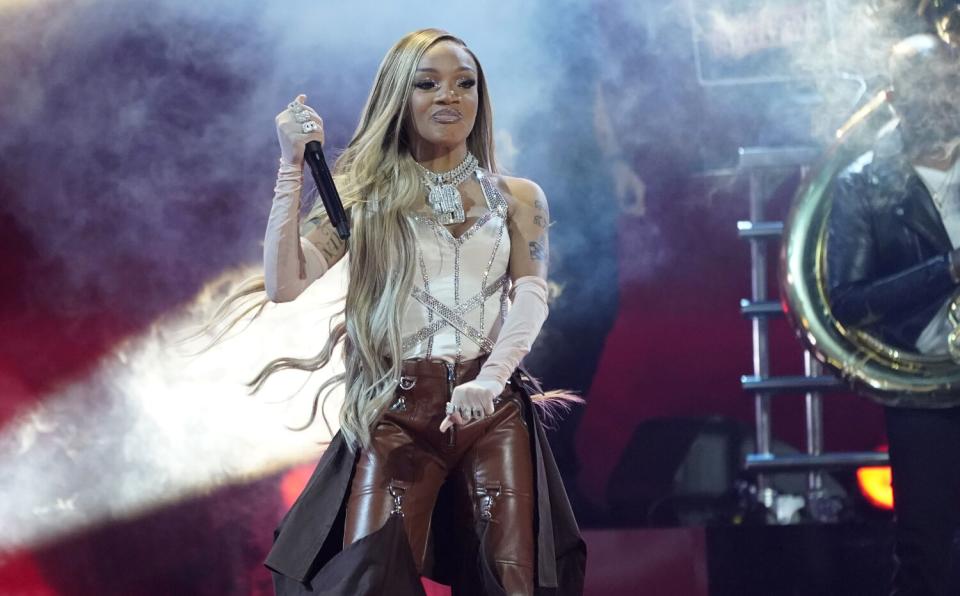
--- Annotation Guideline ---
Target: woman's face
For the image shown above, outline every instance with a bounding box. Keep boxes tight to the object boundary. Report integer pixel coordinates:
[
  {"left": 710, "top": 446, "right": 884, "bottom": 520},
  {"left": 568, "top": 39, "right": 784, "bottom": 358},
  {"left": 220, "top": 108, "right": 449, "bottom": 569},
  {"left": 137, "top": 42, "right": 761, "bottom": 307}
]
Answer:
[{"left": 407, "top": 40, "right": 479, "bottom": 153}]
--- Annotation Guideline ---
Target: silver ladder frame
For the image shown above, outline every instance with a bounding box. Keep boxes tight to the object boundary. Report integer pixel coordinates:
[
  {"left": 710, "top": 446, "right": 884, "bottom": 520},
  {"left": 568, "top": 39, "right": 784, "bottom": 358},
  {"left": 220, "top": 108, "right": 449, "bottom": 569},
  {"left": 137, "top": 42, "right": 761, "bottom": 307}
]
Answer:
[{"left": 736, "top": 147, "right": 889, "bottom": 521}]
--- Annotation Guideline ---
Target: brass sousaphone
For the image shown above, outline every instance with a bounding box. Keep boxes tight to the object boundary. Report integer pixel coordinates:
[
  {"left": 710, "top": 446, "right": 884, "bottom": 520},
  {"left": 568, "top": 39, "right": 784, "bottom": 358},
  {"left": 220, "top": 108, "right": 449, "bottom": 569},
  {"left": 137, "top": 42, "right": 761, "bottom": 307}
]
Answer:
[{"left": 780, "top": 90, "right": 960, "bottom": 407}]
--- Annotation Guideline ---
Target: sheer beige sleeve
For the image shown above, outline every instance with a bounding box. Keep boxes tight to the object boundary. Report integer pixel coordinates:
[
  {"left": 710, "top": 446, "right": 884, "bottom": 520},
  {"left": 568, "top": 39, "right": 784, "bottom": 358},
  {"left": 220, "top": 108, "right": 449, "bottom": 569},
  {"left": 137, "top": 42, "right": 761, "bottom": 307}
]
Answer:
[
  {"left": 263, "top": 161, "right": 347, "bottom": 302},
  {"left": 475, "top": 177, "right": 550, "bottom": 388}
]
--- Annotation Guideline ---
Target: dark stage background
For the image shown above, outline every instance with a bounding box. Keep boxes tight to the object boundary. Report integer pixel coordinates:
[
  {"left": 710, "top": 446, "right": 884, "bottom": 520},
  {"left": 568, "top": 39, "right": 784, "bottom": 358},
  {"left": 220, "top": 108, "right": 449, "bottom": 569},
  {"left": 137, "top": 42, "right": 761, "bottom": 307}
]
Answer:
[{"left": 0, "top": 0, "right": 937, "bottom": 594}]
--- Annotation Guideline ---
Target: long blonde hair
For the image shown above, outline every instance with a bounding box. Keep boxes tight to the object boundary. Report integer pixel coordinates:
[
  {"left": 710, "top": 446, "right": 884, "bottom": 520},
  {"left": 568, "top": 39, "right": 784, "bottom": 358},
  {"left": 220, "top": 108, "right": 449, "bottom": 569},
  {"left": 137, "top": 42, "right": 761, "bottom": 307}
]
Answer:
[{"left": 200, "top": 29, "right": 498, "bottom": 450}]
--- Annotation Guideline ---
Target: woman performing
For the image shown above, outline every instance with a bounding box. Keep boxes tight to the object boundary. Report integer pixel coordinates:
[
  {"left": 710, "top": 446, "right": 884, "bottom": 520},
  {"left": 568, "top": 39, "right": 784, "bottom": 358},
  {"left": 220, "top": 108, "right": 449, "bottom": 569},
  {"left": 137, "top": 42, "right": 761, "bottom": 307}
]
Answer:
[{"left": 251, "top": 29, "right": 586, "bottom": 595}]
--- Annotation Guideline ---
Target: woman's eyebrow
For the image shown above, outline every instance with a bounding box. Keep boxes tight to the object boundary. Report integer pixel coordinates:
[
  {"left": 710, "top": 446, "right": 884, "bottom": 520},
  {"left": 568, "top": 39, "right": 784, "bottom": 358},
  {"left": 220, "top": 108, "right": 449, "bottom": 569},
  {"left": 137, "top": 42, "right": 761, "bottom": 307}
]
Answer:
[{"left": 415, "top": 66, "right": 477, "bottom": 73}]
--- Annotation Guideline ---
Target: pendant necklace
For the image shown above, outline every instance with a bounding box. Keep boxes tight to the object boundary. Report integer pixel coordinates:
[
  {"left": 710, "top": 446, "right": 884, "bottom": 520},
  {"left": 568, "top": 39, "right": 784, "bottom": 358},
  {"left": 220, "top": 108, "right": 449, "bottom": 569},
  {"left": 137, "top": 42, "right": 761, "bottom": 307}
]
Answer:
[{"left": 415, "top": 151, "right": 478, "bottom": 225}]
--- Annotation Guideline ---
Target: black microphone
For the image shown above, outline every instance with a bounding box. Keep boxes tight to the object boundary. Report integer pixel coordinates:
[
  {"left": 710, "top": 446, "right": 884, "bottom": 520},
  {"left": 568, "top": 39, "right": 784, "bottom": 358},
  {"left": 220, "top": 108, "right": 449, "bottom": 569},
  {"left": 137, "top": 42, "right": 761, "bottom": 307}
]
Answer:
[{"left": 303, "top": 140, "right": 350, "bottom": 240}]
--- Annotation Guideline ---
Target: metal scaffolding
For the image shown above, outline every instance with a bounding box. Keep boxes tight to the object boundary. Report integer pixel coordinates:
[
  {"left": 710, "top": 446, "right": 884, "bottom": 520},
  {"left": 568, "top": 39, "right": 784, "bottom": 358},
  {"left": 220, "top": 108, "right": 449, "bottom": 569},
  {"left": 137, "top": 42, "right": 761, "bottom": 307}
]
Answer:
[{"left": 736, "top": 146, "right": 889, "bottom": 523}]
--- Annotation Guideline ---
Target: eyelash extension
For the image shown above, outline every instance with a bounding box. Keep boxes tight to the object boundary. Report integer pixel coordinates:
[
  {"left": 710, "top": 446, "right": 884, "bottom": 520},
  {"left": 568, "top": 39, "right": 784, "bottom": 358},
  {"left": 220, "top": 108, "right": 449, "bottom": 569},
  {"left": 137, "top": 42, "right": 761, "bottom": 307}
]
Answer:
[{"left": 413, "top": 78, "right": 477, "bottom": 91}]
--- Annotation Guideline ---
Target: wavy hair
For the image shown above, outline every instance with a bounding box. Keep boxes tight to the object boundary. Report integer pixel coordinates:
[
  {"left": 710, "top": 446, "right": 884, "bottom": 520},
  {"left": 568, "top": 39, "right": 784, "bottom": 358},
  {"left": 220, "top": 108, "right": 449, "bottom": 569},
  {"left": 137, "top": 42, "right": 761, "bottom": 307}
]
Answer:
[{"left": 195, "top": 29, "right": 498, "bottom": 450}]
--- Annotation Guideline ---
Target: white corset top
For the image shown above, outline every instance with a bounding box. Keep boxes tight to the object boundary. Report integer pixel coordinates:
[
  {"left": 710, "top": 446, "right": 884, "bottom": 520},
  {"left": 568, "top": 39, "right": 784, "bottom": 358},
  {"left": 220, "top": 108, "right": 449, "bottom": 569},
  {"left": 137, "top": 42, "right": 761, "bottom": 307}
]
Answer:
[{"left": 401, "top": 169, "right": 512, "bottom": 363}]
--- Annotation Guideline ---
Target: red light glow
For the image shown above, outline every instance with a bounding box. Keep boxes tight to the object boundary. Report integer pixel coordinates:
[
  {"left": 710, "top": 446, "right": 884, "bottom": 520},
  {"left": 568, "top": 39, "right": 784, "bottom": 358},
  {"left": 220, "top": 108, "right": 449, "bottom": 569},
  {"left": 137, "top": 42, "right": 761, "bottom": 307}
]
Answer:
[
  {"left": 856, "top": 446, "right": 893, "bottom": 510},
  {"left": 281, "top": 463, "right": 316, "bottom": 509}
]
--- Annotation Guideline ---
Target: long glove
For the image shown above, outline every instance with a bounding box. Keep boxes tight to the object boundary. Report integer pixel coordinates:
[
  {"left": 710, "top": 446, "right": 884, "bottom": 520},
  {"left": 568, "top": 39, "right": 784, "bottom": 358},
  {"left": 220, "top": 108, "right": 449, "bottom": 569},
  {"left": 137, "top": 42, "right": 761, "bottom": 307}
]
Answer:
[
  {"left": 439, "top": 275, "right": 548, "bottom": 432},
  {"left": 263, "top": 162, "right": 332, "bottom": 302},
  {"left": 263, "top": 95, "right": 336, "bottom": 302}
]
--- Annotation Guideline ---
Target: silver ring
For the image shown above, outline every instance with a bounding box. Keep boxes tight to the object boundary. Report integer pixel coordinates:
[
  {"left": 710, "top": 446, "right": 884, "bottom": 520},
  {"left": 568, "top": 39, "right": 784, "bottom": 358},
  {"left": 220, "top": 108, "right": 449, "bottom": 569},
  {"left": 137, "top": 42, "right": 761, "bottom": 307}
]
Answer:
[
  {"left": 445, "top": 402, "right": 458, "bottom": 416},
  {"left": 288, "top": 100, "right": 305, "bottom": 112},
  {"left": 301, "top": 121, "right": 320, "bottom": 133},
  {"left": 294, "top": 111, "right": 311, "bottom": 123}
]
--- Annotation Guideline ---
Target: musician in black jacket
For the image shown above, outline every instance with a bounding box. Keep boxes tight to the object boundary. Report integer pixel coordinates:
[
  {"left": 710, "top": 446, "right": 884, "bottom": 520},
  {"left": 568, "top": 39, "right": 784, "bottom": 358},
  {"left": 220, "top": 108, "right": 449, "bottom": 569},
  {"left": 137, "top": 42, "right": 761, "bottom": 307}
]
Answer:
[{"left": 827, "top": 34, "right": 960, "bottom": 596}]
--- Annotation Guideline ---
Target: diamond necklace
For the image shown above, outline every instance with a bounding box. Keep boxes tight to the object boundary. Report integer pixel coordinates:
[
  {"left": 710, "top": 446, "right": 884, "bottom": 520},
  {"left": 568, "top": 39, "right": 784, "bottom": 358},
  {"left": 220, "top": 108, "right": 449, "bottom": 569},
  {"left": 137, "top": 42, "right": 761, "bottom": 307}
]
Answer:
[{"left": 415, "top": 151, "right": 478, "bottom": 225}]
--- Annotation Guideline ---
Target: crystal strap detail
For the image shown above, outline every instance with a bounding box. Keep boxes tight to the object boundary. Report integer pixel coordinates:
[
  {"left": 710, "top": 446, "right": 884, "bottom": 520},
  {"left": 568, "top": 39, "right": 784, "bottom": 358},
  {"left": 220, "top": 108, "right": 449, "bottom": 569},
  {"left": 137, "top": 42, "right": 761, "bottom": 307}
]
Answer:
[
  {"left": 412, "top": 211, "right": 495, "bottom": 246},
  {"left": 404, "top": 168, "right": 510, "bottom": 356},
  {"left": 480, "top": 216, "right": 507, "bottom": 333},
  {"left": 409, "top": 287, "right": 496, "bottom": 353},
  {"left": 403, "top": 276, "right": 509, "bottom": 349},
  {"left": 477, "top": 170, "right": 509, "bottom": 217},
  {"left": 410, "top": 168, "right": 507, "bottom": 245},
  {"left": 417, "top": 246, "right": 435, "bottom": 359},
  {"left": 454, "top": 241, "right": 462, "bottom": 363},
  {"left": 401, "top": 274, "right": 508, "bottom": 352}
]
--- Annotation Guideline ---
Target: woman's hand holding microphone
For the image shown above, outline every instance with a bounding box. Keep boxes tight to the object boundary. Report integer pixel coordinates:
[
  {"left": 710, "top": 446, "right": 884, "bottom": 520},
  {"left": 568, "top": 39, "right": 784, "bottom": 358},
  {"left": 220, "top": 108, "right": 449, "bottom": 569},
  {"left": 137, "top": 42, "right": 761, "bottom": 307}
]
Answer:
[
  {"left": 276, "top": 94, "right": 325, "bottom": 168},
  {"left": 264, "top": 95, "right": 330, "bottom": 303}
]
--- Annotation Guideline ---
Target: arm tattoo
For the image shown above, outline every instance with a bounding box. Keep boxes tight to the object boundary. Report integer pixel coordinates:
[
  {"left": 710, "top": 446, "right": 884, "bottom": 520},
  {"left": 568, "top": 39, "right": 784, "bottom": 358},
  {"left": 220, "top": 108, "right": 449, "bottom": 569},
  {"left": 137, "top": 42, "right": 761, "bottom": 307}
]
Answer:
[
  {"left": 321, "top": 234, "right": 342, "bottom": 262},
  {"left": 306, "top": 215, "right": 344, "bottom": 262},
  {"left": 529, "top": 239, "right": 546, "bottom": 261},
  {"left": 533, "top": 214, "right": 547, "bottom": 229}
]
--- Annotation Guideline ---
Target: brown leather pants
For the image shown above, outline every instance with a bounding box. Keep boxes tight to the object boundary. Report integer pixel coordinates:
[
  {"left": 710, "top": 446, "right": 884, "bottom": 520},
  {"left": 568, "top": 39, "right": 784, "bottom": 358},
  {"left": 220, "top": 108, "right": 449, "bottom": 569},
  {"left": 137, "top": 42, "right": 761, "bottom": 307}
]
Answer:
[{"left": 343, "top": 358, "right": 535, "bottom": 595}]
